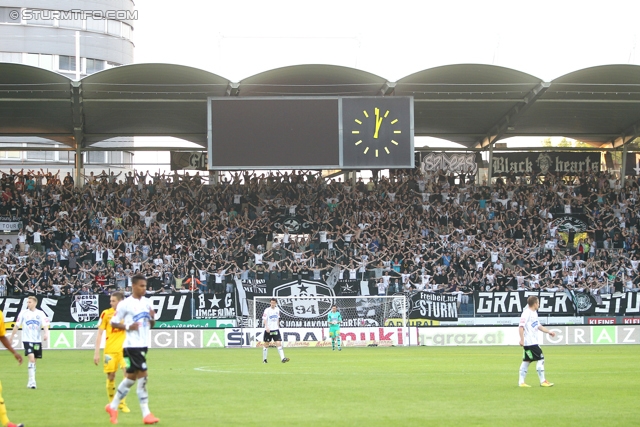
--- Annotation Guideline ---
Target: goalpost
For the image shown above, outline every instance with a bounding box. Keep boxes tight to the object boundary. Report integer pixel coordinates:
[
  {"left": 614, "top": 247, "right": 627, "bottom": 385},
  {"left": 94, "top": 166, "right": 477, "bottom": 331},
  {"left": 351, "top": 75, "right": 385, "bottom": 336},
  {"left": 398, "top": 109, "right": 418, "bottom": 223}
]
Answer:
[{"left": 251, "top": 295, "right": 409, "bottom": 348}]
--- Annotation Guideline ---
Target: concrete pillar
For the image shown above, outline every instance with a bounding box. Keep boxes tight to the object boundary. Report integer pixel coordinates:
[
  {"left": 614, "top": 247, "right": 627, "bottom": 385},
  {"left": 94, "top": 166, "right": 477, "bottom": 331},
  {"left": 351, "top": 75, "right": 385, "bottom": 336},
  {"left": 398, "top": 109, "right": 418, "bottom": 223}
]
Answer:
[
  {"left": 487, "top": 144, "right": 494, "bottom": 188},
  {"left": 75, "top": 146, "right": 83, "bottom": 188},
  {"left": 621, "top": 143, "right": 628, "bottom": 186},
  {"left": 209, "top": 170, "right": 219, "bottom": 186}
]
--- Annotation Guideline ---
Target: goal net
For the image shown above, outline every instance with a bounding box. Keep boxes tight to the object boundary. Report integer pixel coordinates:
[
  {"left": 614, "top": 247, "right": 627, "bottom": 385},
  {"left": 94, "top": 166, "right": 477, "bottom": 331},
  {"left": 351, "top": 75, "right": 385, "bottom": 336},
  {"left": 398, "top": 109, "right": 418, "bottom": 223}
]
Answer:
[{"left": 250, "top": 295, "right": 409, "bottom": 348}]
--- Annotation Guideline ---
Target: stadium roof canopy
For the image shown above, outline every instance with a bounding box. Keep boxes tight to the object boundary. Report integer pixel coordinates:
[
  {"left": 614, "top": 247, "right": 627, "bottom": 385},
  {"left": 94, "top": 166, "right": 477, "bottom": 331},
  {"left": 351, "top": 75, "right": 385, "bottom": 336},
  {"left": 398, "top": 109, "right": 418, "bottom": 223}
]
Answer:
[{"left": 0, "top": 62, "right": 639, "bottom": 150}]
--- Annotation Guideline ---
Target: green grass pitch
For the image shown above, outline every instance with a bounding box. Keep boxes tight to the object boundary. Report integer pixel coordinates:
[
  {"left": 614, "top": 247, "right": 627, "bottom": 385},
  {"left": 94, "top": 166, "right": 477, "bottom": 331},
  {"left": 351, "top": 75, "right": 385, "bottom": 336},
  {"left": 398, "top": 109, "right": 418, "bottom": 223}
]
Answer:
[{"left": 1, "top": 346, "right": 638, "bottom": 427}]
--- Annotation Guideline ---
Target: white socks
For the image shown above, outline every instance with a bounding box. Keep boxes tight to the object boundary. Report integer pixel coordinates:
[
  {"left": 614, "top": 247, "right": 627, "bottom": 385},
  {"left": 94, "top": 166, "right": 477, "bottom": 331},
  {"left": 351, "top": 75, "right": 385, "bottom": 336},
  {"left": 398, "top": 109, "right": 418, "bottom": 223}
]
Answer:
[
  {"left": 110, "top": 377, "right": 151, "bottom": 416},
  {"left": 519, "top": 361, "right": 530, "bottom": 384},
  {"left": 137, "top": 377, "right": 150, "bottom": 417},
  {"left": 536, "top": 360, "right": 546, "bottom": 383},
  {"left": 263, "top": 346, "right": 285, "bottom": 361},
  {"left": 110, "top": 378, "right": 135, "bottom": 410},
  {"left": 28, "top": 362, "right": 36, "bottom": 384}
]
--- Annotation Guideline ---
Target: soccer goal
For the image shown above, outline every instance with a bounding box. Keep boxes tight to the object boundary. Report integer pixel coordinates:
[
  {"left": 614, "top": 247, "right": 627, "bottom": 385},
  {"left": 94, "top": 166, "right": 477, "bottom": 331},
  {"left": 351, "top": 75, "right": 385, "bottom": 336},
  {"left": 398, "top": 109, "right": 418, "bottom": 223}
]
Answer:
[{"left": 251, "top": 295, "right": 409, "bottom": 347}]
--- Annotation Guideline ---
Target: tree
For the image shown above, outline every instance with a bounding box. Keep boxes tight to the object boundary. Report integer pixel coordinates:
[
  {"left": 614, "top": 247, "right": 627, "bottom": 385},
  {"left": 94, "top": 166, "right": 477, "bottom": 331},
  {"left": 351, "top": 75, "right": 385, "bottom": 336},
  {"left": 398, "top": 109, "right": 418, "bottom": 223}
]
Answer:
[
  {"left": 558, "top": 137, "right": 572, "bottom": 147},
  {"left": 627, "top": 137, "right": 640, "bottom": 151},
  {"left": 540, "top": 137, "right": 590, "bottom": 148},
  {"left": 573, "top": 140, "right": 590, "bottom": 148}
]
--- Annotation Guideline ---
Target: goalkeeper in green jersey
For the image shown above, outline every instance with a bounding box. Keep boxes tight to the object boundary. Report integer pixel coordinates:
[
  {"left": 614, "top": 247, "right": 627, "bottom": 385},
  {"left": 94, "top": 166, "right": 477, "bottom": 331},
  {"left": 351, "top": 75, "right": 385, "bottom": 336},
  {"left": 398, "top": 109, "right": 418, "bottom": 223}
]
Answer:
[{"left": 327, "top": 305, "right": 342, "bottom": 351}]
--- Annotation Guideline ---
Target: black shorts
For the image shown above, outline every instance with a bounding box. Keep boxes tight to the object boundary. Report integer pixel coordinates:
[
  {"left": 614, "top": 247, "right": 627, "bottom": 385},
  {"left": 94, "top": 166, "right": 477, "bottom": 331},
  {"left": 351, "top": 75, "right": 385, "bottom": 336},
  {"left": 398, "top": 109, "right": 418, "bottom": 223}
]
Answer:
[
  {"left": 263, "top": 330, "right": 282, "bottom": 342},
  {"left": 23, "top": 342, "right": 43, "bottom": 359},
  {"left": 523, "top": 345, "right": 544, "bottom": 362},
  {"left": 123, "top": 347, "right": 149, "bottom": 374}
]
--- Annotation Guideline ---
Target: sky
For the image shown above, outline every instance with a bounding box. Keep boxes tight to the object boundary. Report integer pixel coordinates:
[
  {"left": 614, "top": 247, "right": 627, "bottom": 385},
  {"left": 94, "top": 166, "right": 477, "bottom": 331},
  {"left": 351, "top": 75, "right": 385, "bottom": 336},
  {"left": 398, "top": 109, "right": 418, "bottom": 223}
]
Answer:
[
  {"left": 128, "top": 0, "right": 640, "bottom": 170},
  {"left": 132, "top": 0, "right": 639, "bottom": 82}
]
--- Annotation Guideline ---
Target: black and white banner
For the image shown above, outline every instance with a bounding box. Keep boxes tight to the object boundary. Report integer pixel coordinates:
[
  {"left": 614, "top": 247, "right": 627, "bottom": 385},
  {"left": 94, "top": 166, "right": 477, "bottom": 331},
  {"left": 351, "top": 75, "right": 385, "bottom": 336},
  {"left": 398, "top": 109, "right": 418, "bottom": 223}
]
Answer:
[
  {"left": 236, "top": 279, "right": 369, "bottom": 304},
  {"left": 0, "top": 293, "right": 236, "bottom": 324},
  {"left": 596, "top": 293, "right": 640, "bottom": 316},
  {"left": 236, "top": 279, "right": 407, "bottom": 328},
  {"left": 0, "top": 215, "right": 22, "bottom": 231},
  {"left": 491, "top": 152, "right": 601, "bottom": 176},
  {"left": 272, "top": 215, "right": 313, "bottom": 234},
  {"left": 170, "top": 151, "right": 207, "bottom": 171},
  {"left": 408, "top": 292, "right": 458, "bottom": 321},
  {"left": 474, "top": 291, "right": 598, "bottom": 316},
  {"left": 336, "top": 279, "right": 359, "bottom": 296},
  {"left": 488, "top": 291, "right": 640, "bottom": 317},
  {"left": 624, "top": 152, "right": 640, "bottom": 176},
  {"left": 552, "top": 214, "right": 589, "bottom": 233},
  {"left": 479, "top": 291, "right": 640, "bottom": 316},
  {"left": 191, "top": 292, "right": 236, "bottom": 319},
  {"left": 421, "top": 152, "right": 478, "bottom": 175}
]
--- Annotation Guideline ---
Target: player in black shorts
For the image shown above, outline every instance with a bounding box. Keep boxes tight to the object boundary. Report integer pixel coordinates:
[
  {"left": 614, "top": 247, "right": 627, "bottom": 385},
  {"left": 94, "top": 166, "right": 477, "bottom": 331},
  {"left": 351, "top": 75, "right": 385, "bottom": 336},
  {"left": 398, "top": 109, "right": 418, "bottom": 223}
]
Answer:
[
  {"left": 261, "top": 298, "right": 290, "bottom": 364},
  {"left": 105, "top": 274, "right": 160, "bottom": 425},
  {"left": 518, "top": 296, "right": 556, "bottom": 387},
  {"left": 263, "top": 329, "right": 283, "bottom": 343},
  {"left": 522, "top": 344, "right": 544, "bottom": 362},
  {"left": 23, "top": 342, "right": 43, "bottom": 359},
  {"left": 123, "top": 348, "right": 148, "bottom": 373}
]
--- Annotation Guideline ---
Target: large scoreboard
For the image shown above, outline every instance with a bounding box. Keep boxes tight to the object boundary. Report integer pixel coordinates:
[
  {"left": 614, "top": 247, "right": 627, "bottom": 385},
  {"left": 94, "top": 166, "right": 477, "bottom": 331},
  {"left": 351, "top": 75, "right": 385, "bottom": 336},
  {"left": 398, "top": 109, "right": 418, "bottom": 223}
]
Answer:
[{"left": 207, "top": 97, "right": 413, "bottom": 170}]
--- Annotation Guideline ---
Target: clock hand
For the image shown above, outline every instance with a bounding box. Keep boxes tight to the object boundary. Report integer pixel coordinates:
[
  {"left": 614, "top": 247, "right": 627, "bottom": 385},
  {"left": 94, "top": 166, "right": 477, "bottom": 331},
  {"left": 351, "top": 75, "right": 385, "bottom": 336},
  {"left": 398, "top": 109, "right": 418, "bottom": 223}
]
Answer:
[{"left": 374, "top": 108, "right": 384, "bottom": 139}]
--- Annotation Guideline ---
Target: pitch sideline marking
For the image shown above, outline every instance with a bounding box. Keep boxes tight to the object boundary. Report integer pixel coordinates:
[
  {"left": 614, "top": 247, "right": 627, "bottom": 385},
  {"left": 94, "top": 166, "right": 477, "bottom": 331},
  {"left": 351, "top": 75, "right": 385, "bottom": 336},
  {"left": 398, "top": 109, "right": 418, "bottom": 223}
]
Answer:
[{"left": 195, "top": 366, "right": 310, "bottom": 375}]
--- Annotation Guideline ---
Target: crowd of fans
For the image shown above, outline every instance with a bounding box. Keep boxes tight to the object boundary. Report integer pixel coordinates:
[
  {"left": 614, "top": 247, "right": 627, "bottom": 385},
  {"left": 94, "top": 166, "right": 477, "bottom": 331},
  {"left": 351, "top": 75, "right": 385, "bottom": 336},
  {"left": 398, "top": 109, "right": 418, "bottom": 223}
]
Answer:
[{"left": 0, "top": 166, "right": 639, "bottom": 307}]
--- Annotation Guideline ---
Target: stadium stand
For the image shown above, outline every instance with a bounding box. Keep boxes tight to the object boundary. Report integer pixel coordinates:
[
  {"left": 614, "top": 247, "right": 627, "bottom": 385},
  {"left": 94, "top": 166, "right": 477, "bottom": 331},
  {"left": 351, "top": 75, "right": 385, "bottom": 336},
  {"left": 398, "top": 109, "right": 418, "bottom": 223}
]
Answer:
[{"left": 0, "top": 165, "right": 638, "bottom": 312}]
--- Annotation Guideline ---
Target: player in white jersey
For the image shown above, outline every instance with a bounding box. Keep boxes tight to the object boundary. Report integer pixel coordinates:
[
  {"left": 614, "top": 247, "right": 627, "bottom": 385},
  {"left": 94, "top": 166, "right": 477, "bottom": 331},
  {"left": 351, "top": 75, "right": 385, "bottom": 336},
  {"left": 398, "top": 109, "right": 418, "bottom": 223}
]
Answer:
[
  {"left": 10, "top": 296, "right": 49, "bottom": 389},
  {"left": 518, "top": 296, "right": 556, "bottom": 388},
  {"left": 105, "top": 274, "right": 159, "bottom": 425},
  {"left": 261, "top": 298, "right": 290, "bottom": 364}
]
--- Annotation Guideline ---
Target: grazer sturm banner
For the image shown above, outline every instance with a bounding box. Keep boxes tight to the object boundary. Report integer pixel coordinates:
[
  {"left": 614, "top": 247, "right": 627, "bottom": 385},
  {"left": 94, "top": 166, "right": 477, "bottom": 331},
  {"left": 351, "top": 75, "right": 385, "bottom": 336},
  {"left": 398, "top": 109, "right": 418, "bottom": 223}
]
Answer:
[
  {"left": 421, "top": 152, "right": 478, "bottom": 175},
  {"left": 490, "top": 152, "right": 601, "bottom": 176},
  {"left": 596, "top": 292, "right": 640, "bottom": 316},
  {"left": 0, "top": 215, "right": 22, "bottom": 231},
  {"left": 473, "top": 291, "right": 598, "bottom": 316},
  {"left": 408, "top": 292, "right": 458, "bottom": 321},
  {"left": 170, "top": 151, "right": 207, "bottom": 171}
]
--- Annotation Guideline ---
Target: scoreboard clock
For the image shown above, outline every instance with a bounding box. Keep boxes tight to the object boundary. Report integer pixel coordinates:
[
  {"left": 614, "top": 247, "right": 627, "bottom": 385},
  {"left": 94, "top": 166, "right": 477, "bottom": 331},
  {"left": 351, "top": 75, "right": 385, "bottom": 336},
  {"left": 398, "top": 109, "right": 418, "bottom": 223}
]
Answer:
[
  {"left": 208, "top": 96, "right": 414, "bottom": 170},
  {"left": 341, "top": 97, "right": 413, "bottom": 168}
]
